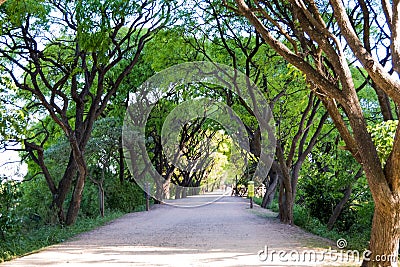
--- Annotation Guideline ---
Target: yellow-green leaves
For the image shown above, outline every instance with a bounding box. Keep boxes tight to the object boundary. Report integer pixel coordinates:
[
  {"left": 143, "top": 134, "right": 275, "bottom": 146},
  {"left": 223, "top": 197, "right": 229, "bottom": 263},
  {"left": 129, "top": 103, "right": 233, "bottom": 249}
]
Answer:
[
  {"left": 367, "top": 120, "right": 399, "bottom": 165},
  {"left": 1, "top": 0, "right": 49, "bottom": 27}
]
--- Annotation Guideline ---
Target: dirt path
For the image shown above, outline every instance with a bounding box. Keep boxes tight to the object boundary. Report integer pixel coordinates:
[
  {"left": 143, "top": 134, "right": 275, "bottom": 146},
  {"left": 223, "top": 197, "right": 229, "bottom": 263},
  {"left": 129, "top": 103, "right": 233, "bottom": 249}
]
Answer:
[{"left": 2, "top": 194, "right": 360, "bottom": 266}]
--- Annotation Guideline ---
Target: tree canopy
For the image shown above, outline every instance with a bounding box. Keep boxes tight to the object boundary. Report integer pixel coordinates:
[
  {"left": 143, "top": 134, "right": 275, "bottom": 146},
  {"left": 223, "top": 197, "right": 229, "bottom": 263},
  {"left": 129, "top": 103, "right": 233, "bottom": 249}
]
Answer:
[{"left": 0, "top": 0, "right": 399, "bottom": 266}]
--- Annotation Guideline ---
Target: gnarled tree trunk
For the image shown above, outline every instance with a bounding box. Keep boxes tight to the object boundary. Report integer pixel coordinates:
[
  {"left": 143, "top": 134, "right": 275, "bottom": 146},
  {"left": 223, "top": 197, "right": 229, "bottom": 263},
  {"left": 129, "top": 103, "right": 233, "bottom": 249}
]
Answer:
[
  {"left": 261, "top": 162, "right": 279, "bottom": 208},
  {"left": 232, "top": 0, "right": 400, "bottom": 265},
  {"left": 362, "top": 203, "right": 400, "bottom": 267}
]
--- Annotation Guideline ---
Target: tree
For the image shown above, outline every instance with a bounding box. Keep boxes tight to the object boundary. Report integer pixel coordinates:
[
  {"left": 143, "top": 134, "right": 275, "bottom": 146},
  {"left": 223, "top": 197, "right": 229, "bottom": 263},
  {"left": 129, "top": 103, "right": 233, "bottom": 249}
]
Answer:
[
  {"left": 0, "top": 0, "right": 173, "bottom": 225},
  {"left": 142, "top": 81, "right": 247, "bottom": 200},
  {"left": 230, "top": 0, "right": 400, "bottom": 265},
  {"left": 298, "top": 133, "right": 368, "bottom": 231},
  {"left": 86, "top": 117, "right": 122, "bottom": 217},
  {"left": 275, "top": 91, "right": 328, "bottom": 224},
  {"left": 179, "top": 0, "right": 331, "bottom": 224}
]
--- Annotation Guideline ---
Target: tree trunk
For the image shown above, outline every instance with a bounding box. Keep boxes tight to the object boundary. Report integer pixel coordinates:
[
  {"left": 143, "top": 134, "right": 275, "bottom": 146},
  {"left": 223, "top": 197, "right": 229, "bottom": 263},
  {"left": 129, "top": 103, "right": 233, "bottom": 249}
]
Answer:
[
  {"left": 154, "top": 178, "right": 163, "bottom": 203},
  {"left": 373, "top": 83, "right": 394, "bottom": 121},
  {"left": 162, "top": 177, "right": 170, "bottom": 200},
  {"left": 65, "top": 163, "right": 87, "bottom": 225},
  {"left": 52, "top": 153, "right": 77, "bottom": 223},
  {"left": 118, "top": 135, "right": 125, "bottom": 184},
  {"left": 175, "top": 187, "right": 182, "bottom": 199},
  {"left": 327, "top": 168, "right": 363, "bottom": 230},
  {"left": 278, "top": 181, "right": 293, "bottom": 224},
  {"left": 233, "top": 0, "right": 400, "bottom": 264},
  {"left": 98, "top": 183, "right": 104, "bottom": 218},
  {"left": 362, "top": 205, "right": 400, "bottom": 267},
  {"left": 182, "top": 187, "right": 187, "bottom": 198},
  {"left": 327, "top": 184, "right": 352, "bottom": 230},
  {"left": 261, "top": 170, "right": 278, "bottom": 208},
  {"left": 276, "top": 144, "right": 293, "bottom": 224}
]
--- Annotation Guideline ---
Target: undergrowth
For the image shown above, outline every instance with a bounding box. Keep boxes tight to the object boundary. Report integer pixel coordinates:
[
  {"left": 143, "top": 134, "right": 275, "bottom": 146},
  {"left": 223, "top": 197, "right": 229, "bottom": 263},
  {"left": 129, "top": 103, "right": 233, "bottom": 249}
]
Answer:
[
  {"left": 253, "top": 197, "right": 369, "bottom": 251},
  {"left": 0, "top": 211, "right": 124, "bottom": 262}
]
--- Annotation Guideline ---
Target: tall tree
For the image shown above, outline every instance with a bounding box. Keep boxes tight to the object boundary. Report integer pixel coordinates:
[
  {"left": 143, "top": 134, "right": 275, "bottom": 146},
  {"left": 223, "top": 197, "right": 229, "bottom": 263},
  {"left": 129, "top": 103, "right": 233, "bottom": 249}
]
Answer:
[
  {"left": 230, "top": 0, "right": 400, "bottom": 265},
  {"left": 0, "top": 0, "right": 173, "bottom": 225},
  {"left": 180, "top": 0, "right": 330, "bottom": 224}
]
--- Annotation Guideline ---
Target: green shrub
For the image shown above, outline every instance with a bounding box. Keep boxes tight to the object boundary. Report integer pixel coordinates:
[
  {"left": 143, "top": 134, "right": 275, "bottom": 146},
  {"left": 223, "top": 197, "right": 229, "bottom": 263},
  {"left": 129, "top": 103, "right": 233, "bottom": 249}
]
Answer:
[
  {"left": 18, "top": 177, "right": 58, "bottom": 225},
  {"left": 298, "top": 175, "right": 340, "bottom": 224},
  {"left": 0, "top": 211, "right": 123, "bottom": 262},
  {"left": 269, "top": 200, "right": 279, "bottom": 212},
  {"left": 0, "top": 180, "right": 22, "bottom": 240},
  {"left": 292, "top": 203, "right": 369, "bottom": 251},
  {"left": 79, "top": 182, "right": 100, "bottom": 218},
  {"left": 253, "top": 196, "right": 262, "bottom": 206},
  {"left": 105, "top": 179, "right": 146, "bottom": 213},
  {"left": 293, "top": 204, "right": 310, "bottom": 227}
]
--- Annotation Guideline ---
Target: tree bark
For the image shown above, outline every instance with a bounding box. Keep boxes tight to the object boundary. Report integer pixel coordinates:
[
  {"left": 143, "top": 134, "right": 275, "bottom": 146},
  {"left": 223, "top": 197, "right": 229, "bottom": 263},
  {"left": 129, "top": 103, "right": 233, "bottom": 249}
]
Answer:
[
  {"left": 327, "top": 168, "right": 363, "bottom": 230},
  {"left": 0, "top": 0, "right": 171, "bottom": 227},
  {"left": 118, "top": 135, "right": 125, "bottom": 184},
  {"left": 99, "top": 183, "right": 104, "bottom": 218},
  {"left": 65, "top": 168, "right": 86, "bottom": 225},
  {"left": 175, "top": 187, "right": 182, "bottom": 199},
  {"left": 361, "top": 204, "right": 400, "bottom": 267},
  {"left": 278, "top": 181, "right": 292, "bottom": 224},
  {"left": 65, "top": 145, "right": 88, "bottom": 225},
  {"left": 261, "top": 162, "right": 279, "bottom": 208},
  {"left": 373, "top": 83, "right": 394, "bottom": 121},
  {"left": 276, "top": 143, "right": 293, "bottom": 224},
  {"left": 327, "top": 184, "right": 352, "bottom": 231},
  {"left": 52, "top": 153, "right": 77, "bottom": 223},
  {"left": 262, "top": 176, "right": 278, "bottom": 208}
]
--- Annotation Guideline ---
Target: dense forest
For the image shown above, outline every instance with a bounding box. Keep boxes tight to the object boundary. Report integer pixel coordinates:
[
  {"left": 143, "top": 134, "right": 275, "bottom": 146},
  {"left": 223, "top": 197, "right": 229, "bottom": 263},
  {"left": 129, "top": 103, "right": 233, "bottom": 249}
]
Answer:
[{"left": 0, "top": 0, "right": 399, "bottom": 266}]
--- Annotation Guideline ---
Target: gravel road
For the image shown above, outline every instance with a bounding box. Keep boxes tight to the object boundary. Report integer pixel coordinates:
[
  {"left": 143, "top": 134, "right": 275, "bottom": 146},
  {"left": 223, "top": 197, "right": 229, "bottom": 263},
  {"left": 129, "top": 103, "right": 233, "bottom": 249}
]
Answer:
[{"left": 1, "top": 194, "right": 360, "bottom": 266}]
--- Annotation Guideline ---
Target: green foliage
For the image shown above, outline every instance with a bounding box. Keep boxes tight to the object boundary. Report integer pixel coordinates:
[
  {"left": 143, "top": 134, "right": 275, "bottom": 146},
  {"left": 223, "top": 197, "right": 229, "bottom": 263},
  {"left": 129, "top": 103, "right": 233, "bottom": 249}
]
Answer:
[
  {"left": 0, "top": 211, "right": 123, "bottom": 262},
  {"left": 1, "top": 170, "right": 145, "bottom": 262},
  {"left": 297, "top": 132, "right": 372, "bottom": 227},
  {"left": 0, "top": 83, "right": 27, "bottom": 141},
  {"left": 293, "top": 203, "right": 370, "bottom": 251},
  {"left": 0, "top": 0, "right": 49, "bottom": 28},
  {"left": 144, "top": 29, "right": 201, "bottom": 71},
  {"left": 19, "top": 173, "right": 147, "bottom": 221},
  {"left": 297, "top": 178, "right": 326, "bottom": 216},
  {"left": 293, "top": 204, "right": 343, "bottom": 242},
  {"left": 105, "top": 179, "right": 146, "bottom": 213},
  {"left": 0, "top": 0, "right": 384, "bottom": 259},
  {"left": 79, "top": 183, "right": 100, "bottom": 218},
  {"left": 367, "top": 120, "right": 399, "bottom": 165},
  {"left": 269, "top": 200, "right": 279, "bottom": 212},
  {"left": 294, "top": 131, "right": 373, "bottom": 250},
  {"left": 0, "top": 180, "right": 21, "bottom": 240},
  {"left": 299, "top": 175, "right": 341, "bottom": 224},
  {"left": 18, "top": 177, "right": 57, "bottom": 225}
]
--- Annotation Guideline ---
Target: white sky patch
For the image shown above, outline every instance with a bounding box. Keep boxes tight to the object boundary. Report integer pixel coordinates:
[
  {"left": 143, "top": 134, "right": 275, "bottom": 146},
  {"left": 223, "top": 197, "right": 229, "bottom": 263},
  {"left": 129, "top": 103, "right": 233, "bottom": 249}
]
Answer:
[{"left": 0, "top": 149, "right": 27, "bottom": 181}]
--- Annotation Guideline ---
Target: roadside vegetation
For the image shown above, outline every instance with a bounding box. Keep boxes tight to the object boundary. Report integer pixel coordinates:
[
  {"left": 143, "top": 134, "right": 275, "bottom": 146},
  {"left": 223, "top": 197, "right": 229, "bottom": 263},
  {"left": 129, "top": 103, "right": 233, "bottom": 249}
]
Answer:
[
  {"left": 0, "top": 211, "right": 124, "bottom": 262},
  {"left": 1, "top": 0, "right": 399, "bottom": 265}
]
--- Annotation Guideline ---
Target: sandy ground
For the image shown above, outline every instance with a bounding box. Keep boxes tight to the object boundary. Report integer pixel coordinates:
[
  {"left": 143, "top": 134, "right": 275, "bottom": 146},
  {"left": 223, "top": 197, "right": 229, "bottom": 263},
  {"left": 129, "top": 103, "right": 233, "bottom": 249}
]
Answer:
[{"left": 1, "top": 194, "right": 361, "bottom": 266}]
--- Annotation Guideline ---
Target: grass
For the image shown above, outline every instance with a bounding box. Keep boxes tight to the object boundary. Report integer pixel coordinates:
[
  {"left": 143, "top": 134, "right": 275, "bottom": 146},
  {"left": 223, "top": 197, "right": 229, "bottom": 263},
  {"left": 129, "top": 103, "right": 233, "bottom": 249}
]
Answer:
[
  {"left": 292, "top": 204, "right": 370, "bottom": 251},
  {"left": 0, "top": 211, "right": 125, "bottom": 262},
  {"left": 253, "top": 197, "right": 369, "bottom": 251},
  {"left": 253, "top": 196, "right": 279, "bottom": 211},
  {"left": 253, "top": 196, "right": 263, "bottom": 206}
]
